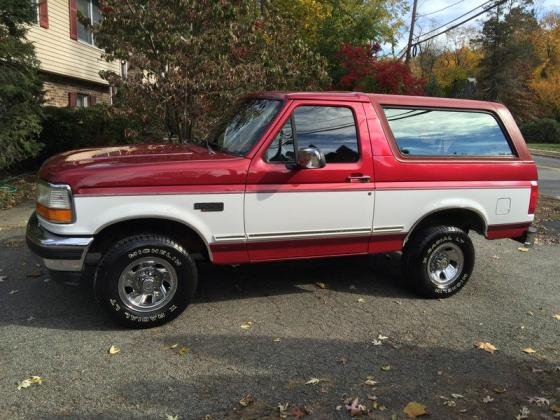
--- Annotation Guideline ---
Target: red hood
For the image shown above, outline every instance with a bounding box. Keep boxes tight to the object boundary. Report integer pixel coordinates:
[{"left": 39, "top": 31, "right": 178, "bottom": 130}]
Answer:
[{"left": 38, "top": 143, "right": 250, "bottom": 192}]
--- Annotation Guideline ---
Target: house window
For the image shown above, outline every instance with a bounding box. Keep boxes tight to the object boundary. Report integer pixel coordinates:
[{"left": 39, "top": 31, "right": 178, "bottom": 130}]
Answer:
[
  {"left": 76, "top": 0, "right": 100, "bottom": 46},
  {"left": 33, "top": 0, "right": 49, "bottom": 28},
  {"left": 76, "top": 93, "right": 89, "bottom": 108}
]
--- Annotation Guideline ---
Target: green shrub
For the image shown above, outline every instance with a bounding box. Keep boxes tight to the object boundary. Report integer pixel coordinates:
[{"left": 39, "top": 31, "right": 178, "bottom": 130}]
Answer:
[
  {"left": 38, "top": 105, "right": 163, "bottom": 162},
  {"left": 520, "top": 118, "right": 560, "bottom": 144}
]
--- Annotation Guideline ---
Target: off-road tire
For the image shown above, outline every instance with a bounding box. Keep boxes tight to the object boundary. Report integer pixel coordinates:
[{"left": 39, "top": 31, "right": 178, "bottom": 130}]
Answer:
[
  {"left": 402, "top": 226, "right": 474, "bottom": 298},
  {"left": 95, "top": 234, "right": 197, "bottom": 328}
]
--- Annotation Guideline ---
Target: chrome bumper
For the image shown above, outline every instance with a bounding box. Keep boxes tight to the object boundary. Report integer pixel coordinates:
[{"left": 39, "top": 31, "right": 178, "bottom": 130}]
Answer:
[{"left": 26, "top": 212, "right": 93, "bottom": 272}]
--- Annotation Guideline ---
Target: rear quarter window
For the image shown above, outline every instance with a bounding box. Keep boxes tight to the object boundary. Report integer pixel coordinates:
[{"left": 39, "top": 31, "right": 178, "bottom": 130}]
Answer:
[{"left": 382, "top": 107, "right": 514, "bottom": 157}]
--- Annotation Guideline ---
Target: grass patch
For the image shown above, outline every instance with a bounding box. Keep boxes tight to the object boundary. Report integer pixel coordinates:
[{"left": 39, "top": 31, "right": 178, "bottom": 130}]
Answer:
[{"left": 528, "top": 143, "right": 560, "bottom": 152}]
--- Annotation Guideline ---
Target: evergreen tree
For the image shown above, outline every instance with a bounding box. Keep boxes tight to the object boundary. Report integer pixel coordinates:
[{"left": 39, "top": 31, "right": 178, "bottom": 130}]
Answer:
[{"left": 0, "top": 0, "right": 44, "bottom": 170}]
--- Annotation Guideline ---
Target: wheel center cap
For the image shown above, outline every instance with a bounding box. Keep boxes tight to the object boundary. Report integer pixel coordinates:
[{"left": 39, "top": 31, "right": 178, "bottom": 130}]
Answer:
[
  {"left": 141, "top": 278, "right": 157, "bottom": 293},
  {"left": 434, "top": 254, "right": 449, "bottom": 270}
]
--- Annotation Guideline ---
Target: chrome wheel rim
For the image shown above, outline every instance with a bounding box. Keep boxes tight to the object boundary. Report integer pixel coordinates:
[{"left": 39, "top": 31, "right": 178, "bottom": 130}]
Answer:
[
  {"left": 426, "top": 242, "right": 464, "bottom": 288},
  {"left": 118, "top": 257, "right": 178, "bottom": 312}
]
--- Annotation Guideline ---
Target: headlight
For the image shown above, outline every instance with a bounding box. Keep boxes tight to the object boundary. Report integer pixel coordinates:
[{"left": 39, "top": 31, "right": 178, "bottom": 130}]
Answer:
[{"left": 36, "top": 182, "right": 74, "bottom": 223}]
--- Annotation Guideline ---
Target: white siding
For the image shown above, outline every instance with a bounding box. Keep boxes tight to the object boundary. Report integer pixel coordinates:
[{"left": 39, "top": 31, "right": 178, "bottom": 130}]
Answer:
[{"left": 27, "top": 0, "right": 120, "bottom": 85}]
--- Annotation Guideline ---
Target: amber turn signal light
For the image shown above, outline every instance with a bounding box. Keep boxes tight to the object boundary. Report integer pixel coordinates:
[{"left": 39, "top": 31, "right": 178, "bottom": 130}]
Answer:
[{"left": 36, "top": 203, "right": 73, "bottom": 223}]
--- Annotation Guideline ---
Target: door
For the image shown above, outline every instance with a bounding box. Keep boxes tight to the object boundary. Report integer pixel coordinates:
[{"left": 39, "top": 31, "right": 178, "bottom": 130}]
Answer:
[{"left": 245, "top": 100, "right": 375, "bottom": 261}]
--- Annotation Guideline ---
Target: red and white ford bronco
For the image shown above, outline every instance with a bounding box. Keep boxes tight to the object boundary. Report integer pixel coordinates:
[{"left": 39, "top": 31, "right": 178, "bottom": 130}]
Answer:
[{"left": 27, "top": 92, "right": 538, "bottom": 327}]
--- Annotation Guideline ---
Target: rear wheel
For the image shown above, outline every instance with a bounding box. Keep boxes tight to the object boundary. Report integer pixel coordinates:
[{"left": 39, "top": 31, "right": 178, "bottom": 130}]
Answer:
[
  {"left": 95, "top": 234, "right": 197, "bottom": 328},
  {"left": 403, "top": 226, "right": 474, "bottom": 298}
]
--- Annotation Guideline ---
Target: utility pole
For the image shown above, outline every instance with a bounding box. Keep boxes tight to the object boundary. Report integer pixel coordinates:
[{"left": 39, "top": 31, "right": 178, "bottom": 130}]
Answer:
[{"left": 405, "top": 0, "right": 418, "bottom": 66}]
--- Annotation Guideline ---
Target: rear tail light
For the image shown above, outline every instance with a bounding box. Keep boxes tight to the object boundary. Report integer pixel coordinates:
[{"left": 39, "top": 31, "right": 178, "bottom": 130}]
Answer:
[
  {"left": 36, "top": 182, "right": 74, "bottom": 223},
  {"left": 528, "top": 181, "right": 538, "bottom": 215}
]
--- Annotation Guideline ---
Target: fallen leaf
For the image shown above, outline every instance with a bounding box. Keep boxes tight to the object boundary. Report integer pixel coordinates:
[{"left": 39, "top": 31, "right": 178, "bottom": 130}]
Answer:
[
  {"left": 553, "top": 314, "right": 560, "bottom": 321},
  {"left": 403, "top": 401, "right": 427, "bottom": 418},
  {"left": 531, "top": 367, "right": 543, "bottom": 373},
  {"left": 522, "top": 347, "right": 536, "bottom": 354},
  {"left": 443, "top": 400, "right": 456, "bottom": 407},
  {"left": 381, "top": 365, "right": 391, "bottom": 371},
  {"left": 494, "top": 387, "right": 507, "bottom": 394},
  {"left": 166, "top": 415, "right": 178, "bottom": 420},
  {"left": 176, "top": 346, "right": 190, "bottom": 356},
  {"left": 492, "top": 255, "right": 500, "bottom": 259},
  {"left": 371, "top": 339, "right": 382, "bottom": 346},
  {"left": 278, "top": 402, "right": 289, "bottom": 413},
  {"left": 240, "top": 321, "right": 253, "bottom": 330},
  {"left": 26, "top": 270, "right": 43, "bottom": 278},
  {"left": 474, "top": 341, "right": 498, "bottom": 353},
  {"left": 291, "top": 406, "right": 311, "bottom": 418},
  {"left": 305, "top": 378, "right": 322, "bottom": 385},
  {"left": 357, "top": 298, "right": 366, "bottom": 303},
  {"left": 527, "top": 311, "right": 534, "bottom": 316},
  {"left": 108, "top": 345, "right": 120, "bottom": 355},
  {"left": 377, "top": 334, "right": 388, "bottom": 340},
  {"left": 0, "top": 275, "right": 6, "bottom": 282},
  {"left": 8, "top": 289, "right": 18, "bottom": 295},
  {"left": 516, "top": 406, "right": 530, "bottom": 420},
  {"left": 551, "top": 405, "right": 560, "bottom": 413},
  {"left": 17, "top": 376, "right": 43, "bottom": 390},
  {"left": 518, "top": 247, "right": 529, "bottom": 252},
  {"left": 451, "top": 393, "right": 464, "bottom": 399},
  {"left": 364, "top": 378, "right": 378, "bottom": 386},
  {"left": 239, "top": 394, "right": 254, "bottom": 407},
  {"left": 315, "top": 282, "right": 328, "bottom": 289},
  {"left": 345, "top": 397, "right": 367, "bottom": 417},
  {"left": 273, "top": 338, "right": 281, "bottom": 342},
  {"left": 527, "top": 396, "right": 550, "bottom": 406},
  {"left": 482, "top": 396, "right": 494, "bottom": 403}
]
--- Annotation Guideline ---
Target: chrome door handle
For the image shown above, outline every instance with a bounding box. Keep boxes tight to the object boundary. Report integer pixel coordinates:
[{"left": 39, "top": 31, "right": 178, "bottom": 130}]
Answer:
[{"left": 346, "top": 175, "right": 371, "bottom": 183}]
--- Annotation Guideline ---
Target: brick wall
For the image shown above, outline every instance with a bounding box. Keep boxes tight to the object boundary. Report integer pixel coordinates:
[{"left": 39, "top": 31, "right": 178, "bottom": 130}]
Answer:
[{"left": 41, "top": 72, "right": 111, "bottom": 107}]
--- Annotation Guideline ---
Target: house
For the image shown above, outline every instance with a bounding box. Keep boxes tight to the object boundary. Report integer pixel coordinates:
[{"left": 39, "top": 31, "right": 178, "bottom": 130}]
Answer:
[{"left": 27, "top": 0, "right": 123, "bottom": 107}]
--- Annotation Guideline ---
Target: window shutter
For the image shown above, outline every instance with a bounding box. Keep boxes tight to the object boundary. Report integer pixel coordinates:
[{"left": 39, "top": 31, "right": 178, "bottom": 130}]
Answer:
[
  {"left": 68, "top": 0, "right": 77, "bottom": 40},
  {"left": 39, "top": 0, "right": 49, "bottom": 29},
  {"left": 89, "top": 95, "right": 97, "bottom": 106},
  {"left": 68, "top": 92, "right": 77, "bottom": 107}
]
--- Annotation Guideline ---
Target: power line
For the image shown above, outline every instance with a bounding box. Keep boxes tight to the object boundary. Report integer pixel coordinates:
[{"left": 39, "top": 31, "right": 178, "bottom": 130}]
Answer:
[
  {"left": 417, "top": 0, "right": 467, "bottom": 18},
  {"left": 418, "top": 0, "right": 492, "bottom": 39},
  {"left": 414, "top": 0, "right": 506, "bottom": 46}
]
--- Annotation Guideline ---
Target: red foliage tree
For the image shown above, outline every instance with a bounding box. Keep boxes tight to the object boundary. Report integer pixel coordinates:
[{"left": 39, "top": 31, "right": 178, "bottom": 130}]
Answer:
[{"left": 337, "top": 43, "right": 426, "bottom": 95}]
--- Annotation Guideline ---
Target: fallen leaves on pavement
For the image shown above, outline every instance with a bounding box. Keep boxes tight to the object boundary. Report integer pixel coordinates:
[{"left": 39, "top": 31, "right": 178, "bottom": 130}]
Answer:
[
  {"left": 8, "top": 289, "right": 18, "bottom": 295},
  {"left": 345, "top": 397, "right": 367, "bottom": 417},
  {"left": 291, "top": 406, "right": 311, "bottom": 418},
  {"left": 380, "top": 365, "right": 391, "bottom": 371},
  {"left": 522, "top": 347, "right": 536, "bottom": 354},
  {"left": 0, "top": 275, "right": 6, "bottom": 282},
  {"left": 305, "top": 378, "right": 322, "bottom": 385},
  {"left": 515, "top": 406, "right": 530, "bottom": 419},
  {"left": 176, "top": 346, "right": 190, "bottom": 356},
  {"left": 357, "top": 298, "right": 366, "bottom": 303},
  {"left": 315, "top": 282, "right": 328, "bottom": 289},
  {"left": 403, "top": 401, "right": 427, "bottom": 418},
  {"left": 169, "top": 343, "right": 178, "bottom": 349},
  {"left": 108, "top": 345, "right": 120, "bottom": 355},
  {"left": 17, "top": 376, "right": 43, "bottom": 390},
  {"left": 482, "top": 395, "right": 494, "bottom": 403},
  {"left": 239, "top": 394, "right": 254, "bottom": 407},
  {"left": 553, "top": 314, "right": 560, "bottom": 320},
  {"left": 527, "top": 396, "right": 550, "bottom": 406},
  {"left": 166, "top": 415, "right": 178, "bottom": 420},
  {"left": 364, "top": 377, "right": 378, "bottom": 386},
  {"left": 240, "top": 321, "right": 253, "bottom": 330},
  {"left": 474, "top": 341, "right": 497, "bottom": 353},
  {"left": 517, "top": 247, "right": 529, "bottom": 252}
]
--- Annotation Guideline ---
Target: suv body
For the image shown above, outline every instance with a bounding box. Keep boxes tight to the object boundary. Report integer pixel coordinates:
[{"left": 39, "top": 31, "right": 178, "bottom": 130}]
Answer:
[{"left": 27, "top": 92, "right": 538, "bottom": 327}]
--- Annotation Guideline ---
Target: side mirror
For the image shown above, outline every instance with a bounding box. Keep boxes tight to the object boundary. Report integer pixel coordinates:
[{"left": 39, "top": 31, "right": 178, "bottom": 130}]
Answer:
[{"left": 297, "top": 147, "right": 326, "bottom": 169}]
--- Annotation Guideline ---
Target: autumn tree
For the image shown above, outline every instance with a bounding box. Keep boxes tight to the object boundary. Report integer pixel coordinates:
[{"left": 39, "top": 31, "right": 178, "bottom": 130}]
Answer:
[
  {"left": 337, "top": 43, "right": 425, "bottom": 95},
  {"left": 476, "top": 0, "right": 540, "bottom": 120},
  {"left": 95, "top": 0, "right": 329, "bottom": 141},
  {"left": 529, "top": 12, "right": 560, "bottom": 119},
  {"left": 0, "top": 0, "right": 43, "bottom": 169},
  {"left": 271, "top": 0, "right": 407, "bottom": 75}
]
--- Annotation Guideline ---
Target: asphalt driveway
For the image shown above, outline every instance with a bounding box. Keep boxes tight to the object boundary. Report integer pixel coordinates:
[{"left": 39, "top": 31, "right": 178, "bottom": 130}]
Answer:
[{"left": 0, "top": 218, "right": 559, "bottom": 419}]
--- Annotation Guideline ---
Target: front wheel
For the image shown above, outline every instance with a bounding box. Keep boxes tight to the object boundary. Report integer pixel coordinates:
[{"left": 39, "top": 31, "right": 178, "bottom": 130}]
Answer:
[
  {"left": 95, "top": 234, "right": 197, "bottom": 328},
  {"left": 402, "top": 226, "right": 474, "bottom": 298}
]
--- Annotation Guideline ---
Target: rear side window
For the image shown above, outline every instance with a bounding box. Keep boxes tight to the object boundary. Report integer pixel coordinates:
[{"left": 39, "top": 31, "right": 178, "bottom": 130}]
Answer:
[{"left": 382, "top": 107, "right": 514, "bottom": 157}]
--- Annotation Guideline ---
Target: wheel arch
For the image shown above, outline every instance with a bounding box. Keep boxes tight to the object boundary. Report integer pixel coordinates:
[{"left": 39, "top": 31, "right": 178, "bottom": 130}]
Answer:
[
  {"left": 88, "top": 217, "right": 212, "bottom": 261},
  {"left": 404, "top": 207, "right": 488, "bottom": 245}
]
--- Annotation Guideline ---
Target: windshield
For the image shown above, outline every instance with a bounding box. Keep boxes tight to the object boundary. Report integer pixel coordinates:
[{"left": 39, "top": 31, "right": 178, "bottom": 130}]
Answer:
[{"left": 207, "top": 98, "right": 283, "bottom": 156}]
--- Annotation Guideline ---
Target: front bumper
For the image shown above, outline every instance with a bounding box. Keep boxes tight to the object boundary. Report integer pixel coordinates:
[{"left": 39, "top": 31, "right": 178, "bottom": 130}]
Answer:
[{"left": 26, "top": 212, "right": 93, "bottom": 272}]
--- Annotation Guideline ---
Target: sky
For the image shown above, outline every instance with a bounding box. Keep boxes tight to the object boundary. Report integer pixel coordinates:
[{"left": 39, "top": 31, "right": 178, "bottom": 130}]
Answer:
[{"left": 389, "top": 0, "right": 560, "bottom": 55}]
